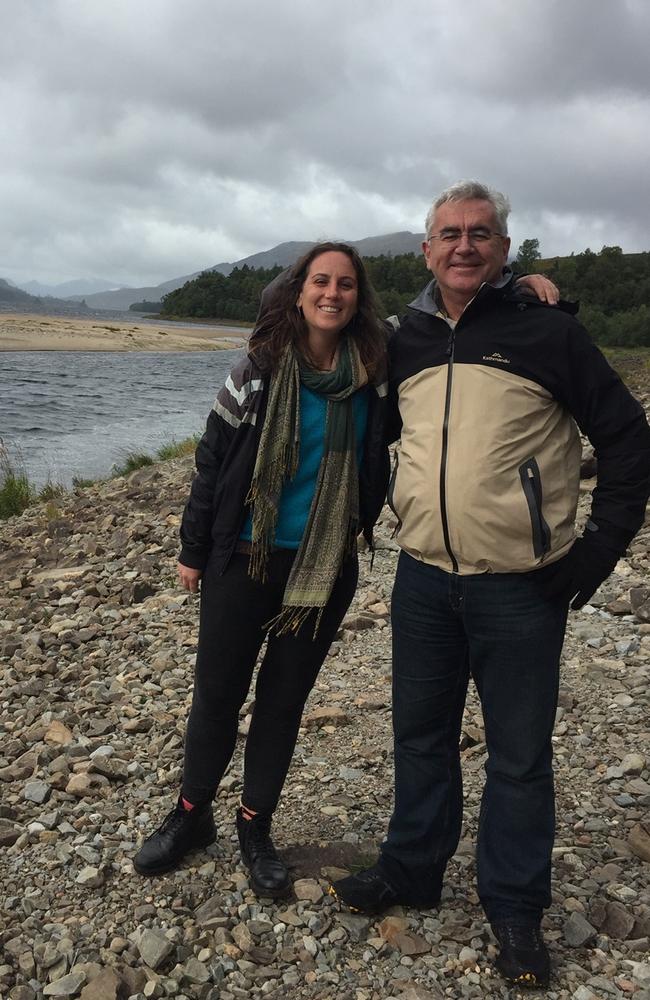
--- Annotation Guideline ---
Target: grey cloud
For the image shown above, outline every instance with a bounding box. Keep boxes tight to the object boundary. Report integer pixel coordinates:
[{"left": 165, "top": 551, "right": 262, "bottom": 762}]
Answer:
[
  {"left": 1, "top": 0, "right": 648, "bottom": 287},
  {"left": 402, "top": 1, "right": 650, "bottom": 104}
]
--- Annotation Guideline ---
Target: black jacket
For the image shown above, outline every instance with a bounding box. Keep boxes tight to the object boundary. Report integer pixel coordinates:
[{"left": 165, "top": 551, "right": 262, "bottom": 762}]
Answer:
[{"left": 180, "top": 352, "right": 390, "bottom": 572}]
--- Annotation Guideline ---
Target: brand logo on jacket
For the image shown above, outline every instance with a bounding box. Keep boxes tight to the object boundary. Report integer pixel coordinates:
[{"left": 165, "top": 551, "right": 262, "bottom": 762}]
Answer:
[{"left": 482, "top": 351, "right": 511, "bottom": 364}]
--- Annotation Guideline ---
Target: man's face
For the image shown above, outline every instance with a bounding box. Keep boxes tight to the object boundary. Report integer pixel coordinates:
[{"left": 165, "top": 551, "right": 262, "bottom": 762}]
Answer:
[{"left": 422, "top": 198, "right": 511, "bottom": 309}]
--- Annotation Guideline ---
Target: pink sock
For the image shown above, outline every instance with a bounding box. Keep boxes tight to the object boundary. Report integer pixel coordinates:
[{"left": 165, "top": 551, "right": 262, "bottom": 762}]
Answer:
[{"left": 181, "top": 796, "right": 195, "bottom": 812}]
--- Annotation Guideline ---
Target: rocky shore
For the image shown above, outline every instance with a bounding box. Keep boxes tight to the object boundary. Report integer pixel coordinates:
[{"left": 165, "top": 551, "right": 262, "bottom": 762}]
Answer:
[{"left": 1, "top": 389, "right": 649, "bottom": 1000}]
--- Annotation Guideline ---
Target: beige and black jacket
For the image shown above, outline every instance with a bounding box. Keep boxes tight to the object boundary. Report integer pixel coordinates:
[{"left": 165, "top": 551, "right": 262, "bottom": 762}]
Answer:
[{"left": 387, "top": 274, "right": 650, "bottom": 575}]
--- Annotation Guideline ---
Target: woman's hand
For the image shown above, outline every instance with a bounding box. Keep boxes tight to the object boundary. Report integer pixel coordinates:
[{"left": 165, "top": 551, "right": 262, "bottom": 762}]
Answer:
[
  {"left": 178, "top": 562, "right": 202, "bottom": 593},
  {"left": 516, "top": 273, "right": 560, "bottom": 305}
]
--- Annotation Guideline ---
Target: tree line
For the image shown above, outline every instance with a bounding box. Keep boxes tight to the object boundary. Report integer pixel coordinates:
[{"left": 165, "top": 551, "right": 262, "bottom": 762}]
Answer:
[
  {"left": 159, "top": 265, "right": 286, "bottom": 322},
  {"left": 156, "top": 245, "right": 650, "bottom": 347},
  {"left": 537, "top": 246, "right": 650, "bottom": 347},
  {"left": 158, "top": 256, "right": 434, "bottom": 323}
]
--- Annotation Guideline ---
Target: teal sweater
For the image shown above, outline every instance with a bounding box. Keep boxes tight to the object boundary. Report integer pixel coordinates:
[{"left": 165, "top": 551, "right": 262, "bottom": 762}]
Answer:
[{"left": 240, "top": 384, "right": 368, "bottom": 549}]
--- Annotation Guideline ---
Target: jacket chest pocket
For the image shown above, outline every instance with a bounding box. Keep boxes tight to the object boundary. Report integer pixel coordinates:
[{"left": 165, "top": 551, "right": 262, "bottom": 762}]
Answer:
[{"left": 518, "top": 457, "right": 551, "bottom": 558}]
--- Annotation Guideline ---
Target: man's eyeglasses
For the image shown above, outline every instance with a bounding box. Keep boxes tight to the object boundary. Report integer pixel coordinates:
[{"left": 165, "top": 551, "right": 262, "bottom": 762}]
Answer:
[{"left": 427, "top": 227, "right": 505, "bottom": 246}]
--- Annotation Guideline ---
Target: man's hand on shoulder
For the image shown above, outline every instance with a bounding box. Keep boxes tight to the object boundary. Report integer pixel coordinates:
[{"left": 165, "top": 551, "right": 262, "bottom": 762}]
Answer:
[{"left": 515, "top": 273, "right": 559, "bottom": 305}]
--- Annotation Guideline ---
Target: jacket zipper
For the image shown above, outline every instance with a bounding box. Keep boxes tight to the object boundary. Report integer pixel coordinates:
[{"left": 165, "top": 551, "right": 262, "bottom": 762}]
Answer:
[
  {"left": 440, "top": 326, "right": 459, "bottom": 573},
  {"left": 518, "top": 457, "right": 552, "bottom": 559}
]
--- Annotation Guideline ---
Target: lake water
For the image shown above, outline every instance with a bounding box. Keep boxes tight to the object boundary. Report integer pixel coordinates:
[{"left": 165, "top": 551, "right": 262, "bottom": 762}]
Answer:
[{"left": 0, "top": 349, "right": 243, "bottom": 487}]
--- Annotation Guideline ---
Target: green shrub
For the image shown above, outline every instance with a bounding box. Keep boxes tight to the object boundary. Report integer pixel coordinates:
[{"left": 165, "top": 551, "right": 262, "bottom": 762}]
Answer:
[
  {"left": 112, "top": 452, "right": 155, "bottom": 477},
  {"left": 0, "top": 469, "right": 32, "bottom": 518},
  {"left": 156, "top": 435, "right": 200, "bottom": 461},
  {"left": 0, "top": 441, "right": 33, "bottom": 519},
  {"left": 38, "top": 481, "right": 67, "bottom": 502}
]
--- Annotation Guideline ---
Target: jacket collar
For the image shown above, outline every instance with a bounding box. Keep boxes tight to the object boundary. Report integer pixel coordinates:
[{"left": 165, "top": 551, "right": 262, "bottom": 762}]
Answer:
[{"left": 408, "top": 267, "right": 516, "bottom": 317}]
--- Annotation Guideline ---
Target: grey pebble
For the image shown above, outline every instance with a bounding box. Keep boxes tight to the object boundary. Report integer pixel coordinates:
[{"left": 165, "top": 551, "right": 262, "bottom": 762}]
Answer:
[
  {"left": 23, "top": 780, "right": 52, "bottom": 804},
  {"left": 42, "top": 972, "right": 87, "bottom": 997},
  {"left": 564, "top": 912, "right": 598, "bottom": 947},
  {"left": 133, "top": 928, "right": 175, "bottom": 971}
]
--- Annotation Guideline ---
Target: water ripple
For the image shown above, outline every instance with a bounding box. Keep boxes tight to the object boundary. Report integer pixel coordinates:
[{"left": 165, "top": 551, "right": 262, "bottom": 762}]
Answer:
[{"left": 0, "top": 348, "right": 242, "bottom": 487}]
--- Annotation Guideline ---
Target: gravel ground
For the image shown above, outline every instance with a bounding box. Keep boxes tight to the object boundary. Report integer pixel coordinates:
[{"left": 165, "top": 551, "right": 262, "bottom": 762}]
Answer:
[{"left": 1, "top": 385, "right": 649, "bottom": 1000}]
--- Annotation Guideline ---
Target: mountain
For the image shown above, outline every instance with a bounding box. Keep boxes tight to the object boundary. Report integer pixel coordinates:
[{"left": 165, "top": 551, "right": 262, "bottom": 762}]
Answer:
[
  {"left": 20, "top": 277, "right": 123, "bottom": 298},
  {"left": 0, "top": 278, "right": 36, "bottom": 306},
  {"left": 0, "top": 278, "right": 89, "bottom": 314},
  {"left": 67, "top": 232, "right": 426, "bottom": 312}
]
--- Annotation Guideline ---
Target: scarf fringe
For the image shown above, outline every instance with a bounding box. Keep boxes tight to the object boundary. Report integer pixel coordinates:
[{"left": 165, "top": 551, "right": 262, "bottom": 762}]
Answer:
[
  {"left": 264, "top": 604, "right": 324, "bottom": 638},
  {"left": 247, "top": 537, "right": 270, "bottom": 583}
]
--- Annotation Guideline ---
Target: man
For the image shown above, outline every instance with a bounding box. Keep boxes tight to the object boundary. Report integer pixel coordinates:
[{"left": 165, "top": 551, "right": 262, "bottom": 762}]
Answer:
[{"left": 331, "top": 181, "right": 650, "bottom": 988}]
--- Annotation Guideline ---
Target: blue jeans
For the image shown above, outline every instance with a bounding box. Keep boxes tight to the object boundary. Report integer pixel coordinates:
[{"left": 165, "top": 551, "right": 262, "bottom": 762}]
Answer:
[{"left": 380, "top": 551, "right": 569, "bottom": 923}]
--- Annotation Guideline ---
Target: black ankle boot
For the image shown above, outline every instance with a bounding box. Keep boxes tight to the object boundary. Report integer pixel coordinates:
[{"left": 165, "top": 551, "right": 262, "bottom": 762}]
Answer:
[
  {"left": 133, "top": 797, "right": 216, "bottom": 876},
  {"left": 492, "top": 921, "right": 550, "bottom": 988},
  {"left": 236, "top": 808, "right": 291, "bottom": 898}
]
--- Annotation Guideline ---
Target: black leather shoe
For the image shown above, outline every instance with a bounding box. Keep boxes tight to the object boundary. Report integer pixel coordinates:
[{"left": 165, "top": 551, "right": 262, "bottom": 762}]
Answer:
[
  {"left": 133, "top": 798, "right": 216, "bottom": 876},
  {"left": 492, "top": 922, "right": 550, "bottom": 988},
  {"left": 329, "top": 864, "right": 440, "bottom": 914},
  {"left": 236, "top": 809, "right": 291, "bottom": 898}
]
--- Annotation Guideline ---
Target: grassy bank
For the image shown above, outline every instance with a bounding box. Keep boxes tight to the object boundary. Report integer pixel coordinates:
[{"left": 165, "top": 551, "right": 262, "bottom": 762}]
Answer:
[
  {"left": 0, "top": 442, "right": 67, "bottom": 519},
  {"left": 0, "top": 435, "right": 199, "bottom": 521}
]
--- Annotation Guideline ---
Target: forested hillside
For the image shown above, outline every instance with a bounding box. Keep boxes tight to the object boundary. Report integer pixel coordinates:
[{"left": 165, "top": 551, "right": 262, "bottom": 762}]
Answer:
[
  {"left": 160, "top": 247, "right": 650, "bottom": 346},
  {"left": 159, "top": 258, "right": 431, "bottom": 323},
  {"left": 539, "top": 247, "right": 650, "bottom": 346},
  {"left": 160, "top": 264, "right": 285, "bottom": 322}
]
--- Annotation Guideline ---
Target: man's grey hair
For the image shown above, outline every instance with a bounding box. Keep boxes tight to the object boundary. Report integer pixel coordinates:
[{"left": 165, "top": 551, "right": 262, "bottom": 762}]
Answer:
[{"left": 425, "top": 181, "right": 511, "bottom": 237}]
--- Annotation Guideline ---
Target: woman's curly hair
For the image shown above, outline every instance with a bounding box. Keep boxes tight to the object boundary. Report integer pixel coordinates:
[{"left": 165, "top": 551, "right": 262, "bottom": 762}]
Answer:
[{"left": 248, "top": 241, "right": 387, "bottom": 380}]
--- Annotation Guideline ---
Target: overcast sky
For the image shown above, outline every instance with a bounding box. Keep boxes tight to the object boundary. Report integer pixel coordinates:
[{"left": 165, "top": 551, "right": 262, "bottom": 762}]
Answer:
[{"left": 2, "top": 0, "right": 649, "bottom": 288}]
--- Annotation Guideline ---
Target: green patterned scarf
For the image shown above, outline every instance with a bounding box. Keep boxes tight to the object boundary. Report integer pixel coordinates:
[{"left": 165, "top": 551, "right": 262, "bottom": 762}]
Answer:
[{"left": 247, "top": 338, "right": 368, "bottom": 635}]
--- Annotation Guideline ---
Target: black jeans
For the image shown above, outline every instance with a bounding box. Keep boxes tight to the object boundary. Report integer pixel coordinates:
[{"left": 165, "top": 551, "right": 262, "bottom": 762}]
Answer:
[
  {"left": 183, "top": 549, "right": 358, "bottom": 813},
  {"left": 380, "top": 552, "right": 569, "bottom": 923}
]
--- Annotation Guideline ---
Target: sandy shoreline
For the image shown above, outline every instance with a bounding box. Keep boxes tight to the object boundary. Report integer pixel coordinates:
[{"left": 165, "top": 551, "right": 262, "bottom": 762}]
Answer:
[{"left": 0, "top": 312, "right": 250, "bottom": 352}]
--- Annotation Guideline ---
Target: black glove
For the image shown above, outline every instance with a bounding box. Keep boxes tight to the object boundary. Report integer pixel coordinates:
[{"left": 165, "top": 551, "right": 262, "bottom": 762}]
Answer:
[{"left": 539, "top": 536, "right": 620, "bottom": 610}]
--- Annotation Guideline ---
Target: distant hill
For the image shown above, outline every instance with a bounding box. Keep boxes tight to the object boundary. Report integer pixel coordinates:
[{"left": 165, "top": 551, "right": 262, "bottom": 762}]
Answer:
[
  {"left": 0, "top": 278, "right": 35, "bottom": 306},
  {"left": 20, "top": 277, "right": 122, "bottom": 298},
  {"left": 66, "top": 232, "right": 426, "bottom": 312},
  {"left": 0, "top": 278, "right": 89, "bottom": 315}
]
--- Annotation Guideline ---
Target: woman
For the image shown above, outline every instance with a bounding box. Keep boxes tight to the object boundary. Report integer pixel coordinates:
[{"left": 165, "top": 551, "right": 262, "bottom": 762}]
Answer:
[
  {"left": 133, "top": 242, "right": 390, "bottom": 896},
  {"left": 133, "top": 241, "right": 558, "bottom": 897}
]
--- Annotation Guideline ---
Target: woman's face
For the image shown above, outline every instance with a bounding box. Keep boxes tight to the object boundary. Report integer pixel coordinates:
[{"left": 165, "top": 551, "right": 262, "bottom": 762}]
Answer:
[{"left": 297, "top": 251, "right": 358, "bottom": 340}]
